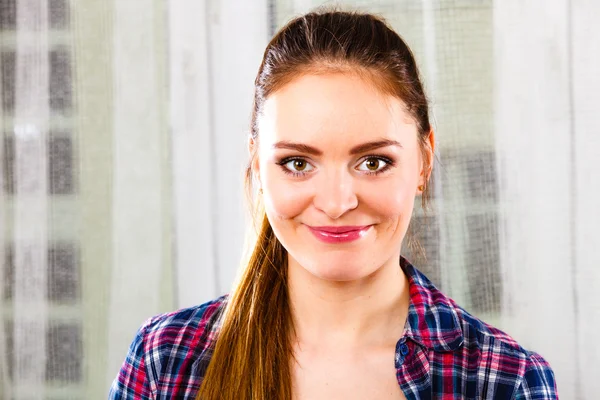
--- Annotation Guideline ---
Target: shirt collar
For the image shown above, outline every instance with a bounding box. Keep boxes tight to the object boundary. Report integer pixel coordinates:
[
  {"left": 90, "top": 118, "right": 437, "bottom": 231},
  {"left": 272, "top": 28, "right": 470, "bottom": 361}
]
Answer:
[{"left": 400, "top": 257, "right": 464, "bottom": 352}]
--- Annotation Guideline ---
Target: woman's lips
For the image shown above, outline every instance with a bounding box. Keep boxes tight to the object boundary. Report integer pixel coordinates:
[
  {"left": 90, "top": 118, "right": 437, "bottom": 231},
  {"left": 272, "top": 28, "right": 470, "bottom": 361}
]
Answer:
[{"left": 306, "top": 225, "right": 372, "bottom": 244}]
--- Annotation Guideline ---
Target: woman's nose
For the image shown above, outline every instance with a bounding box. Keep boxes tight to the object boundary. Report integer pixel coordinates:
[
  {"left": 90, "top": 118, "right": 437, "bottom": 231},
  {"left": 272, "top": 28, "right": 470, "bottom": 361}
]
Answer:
[{"left": 312, "top": 169, "right": 358, "bottom": 220}]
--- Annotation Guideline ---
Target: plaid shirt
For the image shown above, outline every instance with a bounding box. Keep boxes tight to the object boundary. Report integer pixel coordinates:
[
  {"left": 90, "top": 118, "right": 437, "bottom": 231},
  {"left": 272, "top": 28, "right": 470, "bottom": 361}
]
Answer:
[{"left": 109, "top": 258, "right": 558, "bottom": 399}]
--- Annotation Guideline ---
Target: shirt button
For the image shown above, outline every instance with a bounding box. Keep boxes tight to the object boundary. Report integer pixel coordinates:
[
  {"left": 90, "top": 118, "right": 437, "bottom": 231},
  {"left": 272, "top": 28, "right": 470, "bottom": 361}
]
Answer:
[{"left": 400, "top": 343, "right": 409, "bottom": 356}]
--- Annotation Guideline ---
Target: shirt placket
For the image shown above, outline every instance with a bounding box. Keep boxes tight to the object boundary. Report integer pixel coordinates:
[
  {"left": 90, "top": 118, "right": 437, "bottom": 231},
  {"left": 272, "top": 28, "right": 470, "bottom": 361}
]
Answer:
[{"left": 395, "top": 338, "right": 432, "bottom": 400}]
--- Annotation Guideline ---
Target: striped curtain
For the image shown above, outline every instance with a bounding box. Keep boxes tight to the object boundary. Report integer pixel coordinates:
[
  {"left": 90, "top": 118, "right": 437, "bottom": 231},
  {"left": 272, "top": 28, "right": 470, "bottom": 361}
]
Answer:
[{"left": 0, "top": 0, "right": 598, "bottom": 398}]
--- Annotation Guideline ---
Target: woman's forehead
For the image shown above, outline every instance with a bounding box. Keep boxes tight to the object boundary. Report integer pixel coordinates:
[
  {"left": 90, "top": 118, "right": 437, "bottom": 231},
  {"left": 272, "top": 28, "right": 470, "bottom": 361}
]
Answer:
[{"left": 258, "top": 73, "right": 418, "bottom": 148}]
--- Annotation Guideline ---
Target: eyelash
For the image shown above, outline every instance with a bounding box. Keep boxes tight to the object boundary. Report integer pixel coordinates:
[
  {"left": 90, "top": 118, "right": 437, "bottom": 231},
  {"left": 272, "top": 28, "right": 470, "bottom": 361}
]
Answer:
[
  {"left": 276, "top": 155, "right": 395, "bottom": 177},
  {"left": 277, "top": 157, "right": 310, "bottom": 177},
  {"left": 359, "top": 156, "right": 395, "bottom": 175}
]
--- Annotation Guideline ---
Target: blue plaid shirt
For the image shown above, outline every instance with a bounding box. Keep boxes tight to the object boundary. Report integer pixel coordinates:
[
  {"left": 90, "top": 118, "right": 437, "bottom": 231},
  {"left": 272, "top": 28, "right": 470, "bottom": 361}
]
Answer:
[{"left": 110, "top": 258, "right": 558, "bottom": 399}]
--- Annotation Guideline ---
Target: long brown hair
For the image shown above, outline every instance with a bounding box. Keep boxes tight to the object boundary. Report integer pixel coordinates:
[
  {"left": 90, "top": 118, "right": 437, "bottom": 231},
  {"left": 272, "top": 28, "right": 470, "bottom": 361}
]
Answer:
[{"left": 198, "top": 9, "right": 432, "bottom": 400}]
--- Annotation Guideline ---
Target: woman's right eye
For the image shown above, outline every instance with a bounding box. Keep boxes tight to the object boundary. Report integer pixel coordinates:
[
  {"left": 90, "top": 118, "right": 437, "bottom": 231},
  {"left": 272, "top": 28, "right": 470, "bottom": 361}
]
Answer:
[{"left": 281, "top": 158, "right": 314, "bottom": 174}]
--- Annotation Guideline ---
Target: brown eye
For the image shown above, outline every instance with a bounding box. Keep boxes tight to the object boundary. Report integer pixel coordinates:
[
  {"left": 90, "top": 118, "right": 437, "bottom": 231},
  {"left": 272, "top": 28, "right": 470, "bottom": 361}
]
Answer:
[
  {"left": 282, "top": 158, "right": 314, "bottom": 174},
  {"left": 357, "top": 157, "right": 389, "bottom": 173},
  {"left": 294, "top": 160, "right": 307, "bottom": 171},
  {"left": 365, "top": 158, "right": 380, "bottom": 171}
]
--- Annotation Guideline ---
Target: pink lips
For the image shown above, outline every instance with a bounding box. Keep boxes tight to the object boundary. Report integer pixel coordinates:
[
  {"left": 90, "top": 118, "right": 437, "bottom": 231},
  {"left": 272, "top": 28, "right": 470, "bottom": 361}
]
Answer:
[{"left": 306, "top": 225, "right": 371, "bottom": 244}]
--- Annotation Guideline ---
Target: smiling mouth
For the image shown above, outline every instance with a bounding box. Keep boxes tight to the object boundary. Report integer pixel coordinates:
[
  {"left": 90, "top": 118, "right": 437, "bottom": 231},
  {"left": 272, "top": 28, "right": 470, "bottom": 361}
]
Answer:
[{"left": 306, "top": 225, "right": 372, "bottom": 244}]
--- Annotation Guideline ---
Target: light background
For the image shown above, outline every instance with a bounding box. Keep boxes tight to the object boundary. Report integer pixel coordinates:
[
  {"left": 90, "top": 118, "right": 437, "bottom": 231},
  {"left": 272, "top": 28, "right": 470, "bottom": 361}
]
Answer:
[{"left": 0, "top": 0, "right": 598, "bottom": 398}]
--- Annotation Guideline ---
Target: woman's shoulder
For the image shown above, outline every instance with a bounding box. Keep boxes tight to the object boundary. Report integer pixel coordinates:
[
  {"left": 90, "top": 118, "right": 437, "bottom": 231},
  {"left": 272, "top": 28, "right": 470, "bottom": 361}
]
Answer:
[
  {"left": 141, "top": 294, "right": 228, "bottom": 348},
  {"left": 403, "top": 261, "right": 557, "bottom": 398},
  {"left": 140, "top": 294, "right": 228, "bottom": 372},
  {"left": 109, "top": 295, "right": 228, "bottom": 398},
  {"left": 405, "top": 261, "right": 543, "bottom": 353},
  {"left": 450, "top": 297, "right": 558, "bottom": 398}
]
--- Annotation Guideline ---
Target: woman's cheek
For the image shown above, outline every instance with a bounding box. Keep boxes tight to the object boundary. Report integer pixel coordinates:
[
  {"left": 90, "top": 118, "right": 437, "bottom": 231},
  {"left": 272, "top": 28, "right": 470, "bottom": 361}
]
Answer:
[
  {"left": 360, "top": 179, "right": 415, "bottom": 218},
  {"left": 263, "top": 175, "right": 312, "bottom": 220}
]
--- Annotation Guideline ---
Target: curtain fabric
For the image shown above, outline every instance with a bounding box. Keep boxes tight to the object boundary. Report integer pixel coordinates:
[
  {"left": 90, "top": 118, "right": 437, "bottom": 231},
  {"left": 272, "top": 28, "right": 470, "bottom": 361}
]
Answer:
[{"left": 0, "top": 0, "right": 597, "bottom": 398}]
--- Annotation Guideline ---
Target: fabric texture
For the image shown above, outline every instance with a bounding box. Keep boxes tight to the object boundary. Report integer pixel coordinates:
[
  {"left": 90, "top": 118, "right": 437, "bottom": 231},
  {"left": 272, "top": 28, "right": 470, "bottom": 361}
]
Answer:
[{"left": 109, "top": 258, "right": 558, "bottom": 399}]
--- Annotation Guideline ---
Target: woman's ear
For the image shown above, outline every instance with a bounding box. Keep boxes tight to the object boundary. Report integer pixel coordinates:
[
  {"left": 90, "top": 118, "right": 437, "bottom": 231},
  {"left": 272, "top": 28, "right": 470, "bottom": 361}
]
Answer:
[
  {"left": 418, "top": 129, "right": 435, "bottom": 191},
  {"left": 425, "top": 129, "right": 435, "bottom": 181},
  {"left": 248, "top": 135, "right": 261, "bottom": 189}
]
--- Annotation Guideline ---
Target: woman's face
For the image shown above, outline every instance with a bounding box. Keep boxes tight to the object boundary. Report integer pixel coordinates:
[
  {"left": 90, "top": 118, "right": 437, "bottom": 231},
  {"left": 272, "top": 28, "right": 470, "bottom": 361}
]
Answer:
[{"left": 255, "top": 72, "right": 432, "bottom": 282}]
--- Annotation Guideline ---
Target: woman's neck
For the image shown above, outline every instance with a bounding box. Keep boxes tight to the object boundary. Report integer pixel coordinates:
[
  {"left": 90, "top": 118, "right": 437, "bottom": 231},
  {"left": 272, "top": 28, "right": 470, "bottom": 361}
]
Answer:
[{"left": 287, "top": 254, "right": 410, "bottom": 351}]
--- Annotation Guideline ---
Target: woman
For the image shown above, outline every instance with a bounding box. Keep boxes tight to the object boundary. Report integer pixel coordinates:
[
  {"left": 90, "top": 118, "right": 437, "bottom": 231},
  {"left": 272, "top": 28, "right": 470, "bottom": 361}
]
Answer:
[{"left": 110, "top": 10, "right": 557, "bottom": 400}]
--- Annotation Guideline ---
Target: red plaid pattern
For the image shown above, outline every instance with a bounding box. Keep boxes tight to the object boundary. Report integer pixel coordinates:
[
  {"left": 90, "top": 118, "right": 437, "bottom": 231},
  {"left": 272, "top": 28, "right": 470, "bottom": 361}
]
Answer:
[{"left": 110, "top": 258, "right": 557, "bottom": 399}]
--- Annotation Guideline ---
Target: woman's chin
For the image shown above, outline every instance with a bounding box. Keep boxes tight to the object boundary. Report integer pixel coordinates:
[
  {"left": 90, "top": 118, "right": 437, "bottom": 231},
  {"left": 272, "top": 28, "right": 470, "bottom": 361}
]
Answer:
[
  {"left": 288, "top": 248, "right": 383, "bottom": 283},
  {"left": 304, "top": 261, "right": 375, "bottom": 283}
]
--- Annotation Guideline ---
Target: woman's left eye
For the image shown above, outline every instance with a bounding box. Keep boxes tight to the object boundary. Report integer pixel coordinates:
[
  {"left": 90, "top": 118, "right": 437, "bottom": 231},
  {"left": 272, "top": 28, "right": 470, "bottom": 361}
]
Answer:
[
  {"left": 283, "top": 158, "right": 314, "bottom": 173},
  {"left": 356, "top": 157, "right": 389, "bottom": 173}
]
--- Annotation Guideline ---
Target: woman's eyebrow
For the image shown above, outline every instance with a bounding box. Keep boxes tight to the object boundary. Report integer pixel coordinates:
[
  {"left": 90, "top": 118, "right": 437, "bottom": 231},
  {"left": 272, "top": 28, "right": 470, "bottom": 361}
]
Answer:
[
  {"left": 272, "top": 141, "right": 322, "bottom": 155},
  {"left": 349, "top": 139, "right": 402, "bottom": 155},
  {"left": 272, "top": 139, "right": 402, "bottom": 156}
]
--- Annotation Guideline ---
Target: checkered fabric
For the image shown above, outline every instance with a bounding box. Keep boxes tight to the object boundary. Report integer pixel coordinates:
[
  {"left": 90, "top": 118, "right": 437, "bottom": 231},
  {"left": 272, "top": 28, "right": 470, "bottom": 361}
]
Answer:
[{"left": 109, "top": 258, "right": 558, "bottom": 399}]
